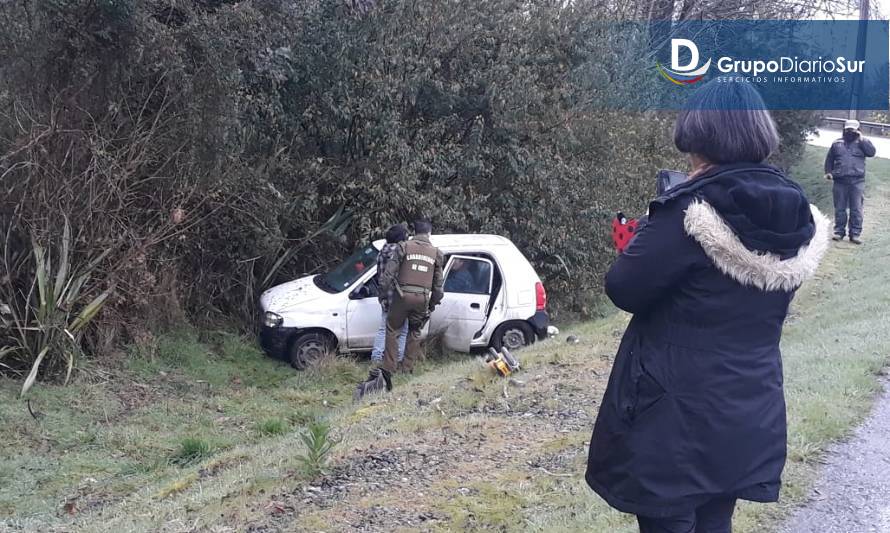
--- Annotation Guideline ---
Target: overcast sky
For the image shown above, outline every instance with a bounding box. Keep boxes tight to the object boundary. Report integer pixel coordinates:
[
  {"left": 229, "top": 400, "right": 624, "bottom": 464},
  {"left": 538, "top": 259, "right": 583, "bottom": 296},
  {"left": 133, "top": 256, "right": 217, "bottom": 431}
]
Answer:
[
  {"left": 834, "top": 0, "right": 888, "bottom": 19},
  {"left": 812, "top": 0, "right": 886, "bottom": 19}
]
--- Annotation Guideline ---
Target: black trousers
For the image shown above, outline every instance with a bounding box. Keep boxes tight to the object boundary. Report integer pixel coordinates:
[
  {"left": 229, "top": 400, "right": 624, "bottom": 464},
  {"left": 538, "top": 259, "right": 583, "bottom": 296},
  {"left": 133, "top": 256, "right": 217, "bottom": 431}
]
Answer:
[
  {"left": 637, "top": 498, "right": 736, "bottom": 533},
  {"left": 832, "top": 177, "right": 865, "bottom": 238}
]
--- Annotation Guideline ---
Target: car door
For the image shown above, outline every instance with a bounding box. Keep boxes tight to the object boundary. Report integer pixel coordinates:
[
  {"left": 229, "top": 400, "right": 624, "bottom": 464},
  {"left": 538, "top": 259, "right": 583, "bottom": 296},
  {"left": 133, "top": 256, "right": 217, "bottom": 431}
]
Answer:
[
  {"left": 345, "top": 271, "right": 384, "bottom": 350},
  {"left": 428, "top": 255, "right": 494, "bottom": 352}
]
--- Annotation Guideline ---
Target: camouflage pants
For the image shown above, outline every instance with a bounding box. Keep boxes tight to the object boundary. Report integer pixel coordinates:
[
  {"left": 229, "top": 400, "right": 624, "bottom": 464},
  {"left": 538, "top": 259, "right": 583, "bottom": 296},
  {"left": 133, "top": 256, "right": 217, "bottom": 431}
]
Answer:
[{"left": 383, "top": 292, "right": 428, "bottom": 374}]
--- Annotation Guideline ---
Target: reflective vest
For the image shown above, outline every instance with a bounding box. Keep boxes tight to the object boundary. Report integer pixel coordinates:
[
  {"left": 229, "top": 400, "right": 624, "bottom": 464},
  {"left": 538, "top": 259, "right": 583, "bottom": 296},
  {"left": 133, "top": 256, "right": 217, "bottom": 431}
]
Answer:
[{"left": 398, "top": 239, "right": 437, "bottom": 291}]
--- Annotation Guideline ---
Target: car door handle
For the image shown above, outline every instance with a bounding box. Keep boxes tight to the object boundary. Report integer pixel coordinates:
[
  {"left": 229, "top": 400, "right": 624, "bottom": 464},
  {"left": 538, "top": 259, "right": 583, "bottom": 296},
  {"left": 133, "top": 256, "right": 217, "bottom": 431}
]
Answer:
[{"left": 470, "top": 303, "right": 481, "bottom": 309}]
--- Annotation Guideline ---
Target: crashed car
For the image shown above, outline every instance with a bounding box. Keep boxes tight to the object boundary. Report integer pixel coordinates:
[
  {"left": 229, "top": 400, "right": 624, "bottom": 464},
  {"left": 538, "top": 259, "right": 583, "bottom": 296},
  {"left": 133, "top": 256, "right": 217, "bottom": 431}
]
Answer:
[{"left": 259, "top": 234, "right": 549, "bottom": 369}]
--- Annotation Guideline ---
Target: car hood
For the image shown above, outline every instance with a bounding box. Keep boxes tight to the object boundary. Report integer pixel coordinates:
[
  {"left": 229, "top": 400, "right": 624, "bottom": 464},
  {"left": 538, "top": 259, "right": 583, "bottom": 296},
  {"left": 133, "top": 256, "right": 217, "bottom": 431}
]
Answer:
[{"left": 260, "top": 275, "right": 330, "bottom": 313}]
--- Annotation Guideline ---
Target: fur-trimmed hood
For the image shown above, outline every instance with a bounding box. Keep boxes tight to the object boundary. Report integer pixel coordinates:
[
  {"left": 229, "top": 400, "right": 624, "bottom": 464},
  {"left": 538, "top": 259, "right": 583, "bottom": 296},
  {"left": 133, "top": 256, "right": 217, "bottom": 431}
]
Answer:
[
  {"left": 648, "top": 163, "right": 832, "bottom": 292},
  {"left": 684, "top": 200, "right": 831, "bottom": 291},
  {"left": 590, "top": 164, "right": 820, "bottom": 517}
]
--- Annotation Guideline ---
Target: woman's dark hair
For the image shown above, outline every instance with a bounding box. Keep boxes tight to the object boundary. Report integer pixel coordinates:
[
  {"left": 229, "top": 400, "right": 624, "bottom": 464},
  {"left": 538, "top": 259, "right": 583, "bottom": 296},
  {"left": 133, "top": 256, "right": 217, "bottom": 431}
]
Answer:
[
  {"left": 385, "top": 224, "right": 408, "bottom": 244},
  {"left": 673, "top": 80, "right": 779, "bottom": 164}
]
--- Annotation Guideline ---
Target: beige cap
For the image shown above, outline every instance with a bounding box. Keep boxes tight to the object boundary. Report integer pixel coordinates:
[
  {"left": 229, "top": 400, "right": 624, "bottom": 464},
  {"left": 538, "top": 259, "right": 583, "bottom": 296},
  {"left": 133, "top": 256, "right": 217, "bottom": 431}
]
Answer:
[{"left": 844, "top": 119, "right": 860, "bottom": 130}]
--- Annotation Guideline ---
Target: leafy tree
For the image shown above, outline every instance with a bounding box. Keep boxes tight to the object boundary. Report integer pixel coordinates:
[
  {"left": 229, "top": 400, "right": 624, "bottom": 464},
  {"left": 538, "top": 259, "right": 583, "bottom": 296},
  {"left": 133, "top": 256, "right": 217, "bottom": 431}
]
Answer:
[{"left": 0, "top": 0, "right": 820, "bottom": 380}]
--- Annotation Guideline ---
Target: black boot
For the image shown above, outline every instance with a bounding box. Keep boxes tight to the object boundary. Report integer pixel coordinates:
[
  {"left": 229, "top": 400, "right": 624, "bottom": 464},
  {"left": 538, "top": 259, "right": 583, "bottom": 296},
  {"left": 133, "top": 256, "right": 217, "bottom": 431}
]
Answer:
[
  {"left": 380, "top": 367, "right": 393, "bottom": 391},
  {"left": 353, "top": 368, "right": 392, "bottom": 401}
]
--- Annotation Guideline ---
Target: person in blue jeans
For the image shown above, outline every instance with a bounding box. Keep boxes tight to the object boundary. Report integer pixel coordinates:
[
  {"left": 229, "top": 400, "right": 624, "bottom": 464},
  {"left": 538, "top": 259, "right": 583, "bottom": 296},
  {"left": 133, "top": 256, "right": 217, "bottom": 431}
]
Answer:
[{"left": 371, "top": 224, "right": 408, "bottom": 364}]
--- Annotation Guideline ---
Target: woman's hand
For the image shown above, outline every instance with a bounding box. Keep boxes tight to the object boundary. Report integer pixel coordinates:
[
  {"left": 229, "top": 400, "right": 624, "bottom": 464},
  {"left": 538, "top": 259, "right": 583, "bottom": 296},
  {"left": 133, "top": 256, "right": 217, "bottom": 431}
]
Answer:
[{"left": 605, "top": 200, "right": 698, "bottom": 314}]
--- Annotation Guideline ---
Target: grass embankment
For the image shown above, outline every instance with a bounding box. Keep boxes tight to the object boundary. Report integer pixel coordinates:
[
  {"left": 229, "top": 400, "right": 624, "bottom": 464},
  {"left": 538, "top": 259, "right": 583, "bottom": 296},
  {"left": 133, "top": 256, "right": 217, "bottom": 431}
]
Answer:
[
  {"left": 0, "top": 330, "right": 384, "bottom": 525},
  {"left": 1, "top": 145, "right": 888, "bottom": 532}
]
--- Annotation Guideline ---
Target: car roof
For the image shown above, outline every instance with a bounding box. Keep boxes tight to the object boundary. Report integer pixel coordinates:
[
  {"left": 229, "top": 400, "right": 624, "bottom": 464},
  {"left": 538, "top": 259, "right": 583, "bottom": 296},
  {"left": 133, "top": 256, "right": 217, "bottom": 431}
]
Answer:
[
  {"left": 372, "top": 234, "right": 513, "bottom": 250},
  {"left": 370, "top": 233, "right": 539, "bottom": 281}
]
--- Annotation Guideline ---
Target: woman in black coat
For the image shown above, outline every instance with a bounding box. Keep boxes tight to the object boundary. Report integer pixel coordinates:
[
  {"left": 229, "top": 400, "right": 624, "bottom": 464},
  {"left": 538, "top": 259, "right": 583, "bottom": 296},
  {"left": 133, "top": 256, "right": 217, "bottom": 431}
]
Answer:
[{"left": 585, "top": 80, "right": 831, "bottom": 533}]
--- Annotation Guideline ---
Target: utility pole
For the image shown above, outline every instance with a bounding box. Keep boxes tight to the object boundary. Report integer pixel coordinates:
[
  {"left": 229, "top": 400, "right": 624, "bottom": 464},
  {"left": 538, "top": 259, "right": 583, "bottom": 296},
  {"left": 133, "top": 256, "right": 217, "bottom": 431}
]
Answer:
[{"left": 850, "top": 0, "right": 870, "bottom": 120}]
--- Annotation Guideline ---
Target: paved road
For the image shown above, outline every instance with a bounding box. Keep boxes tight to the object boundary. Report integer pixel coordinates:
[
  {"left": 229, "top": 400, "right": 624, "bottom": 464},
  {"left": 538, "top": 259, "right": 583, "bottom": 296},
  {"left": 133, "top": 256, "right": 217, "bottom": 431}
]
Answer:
[{"left": 781, "top": 381, "right": 890, "bottom": 533}]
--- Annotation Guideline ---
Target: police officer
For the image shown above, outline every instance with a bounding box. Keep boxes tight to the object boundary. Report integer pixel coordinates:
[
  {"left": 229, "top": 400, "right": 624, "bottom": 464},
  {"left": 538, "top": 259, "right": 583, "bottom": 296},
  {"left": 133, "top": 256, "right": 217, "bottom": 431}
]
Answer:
[
  {"left": 824, "top": 119, "right": 876, "bottom": 244},
  {"left": 355, "top": 219, "right": 444, "bottom": 400}
]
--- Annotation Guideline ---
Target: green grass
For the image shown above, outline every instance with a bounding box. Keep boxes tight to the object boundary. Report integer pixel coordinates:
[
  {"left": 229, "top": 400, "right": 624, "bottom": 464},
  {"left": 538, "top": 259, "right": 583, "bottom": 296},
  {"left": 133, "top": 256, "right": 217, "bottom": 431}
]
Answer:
[
  {"left": 0, "top": 330, "right": 370, "bottom": 524},
  {"left": 171, "top": 437, "right": 214, "bottom": 465},
  {"left": 255, "top": 418, "right": 287, "bottom": 437},
  {"left": 788, "top": 144, "right": 836, "bottom": 214},
  {"left": 2, "top": 144, "right": 888, "bottom": 532},
  {"left": 125, "top": 329, "right": 292, "bottom": 389}
]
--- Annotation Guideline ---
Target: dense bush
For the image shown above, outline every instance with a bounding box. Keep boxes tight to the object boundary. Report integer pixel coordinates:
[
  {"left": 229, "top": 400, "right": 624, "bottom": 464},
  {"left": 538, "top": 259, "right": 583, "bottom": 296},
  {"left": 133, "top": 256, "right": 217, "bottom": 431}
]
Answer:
[{"left": 0, "top": 0, "right": 819, "bottom": 381}]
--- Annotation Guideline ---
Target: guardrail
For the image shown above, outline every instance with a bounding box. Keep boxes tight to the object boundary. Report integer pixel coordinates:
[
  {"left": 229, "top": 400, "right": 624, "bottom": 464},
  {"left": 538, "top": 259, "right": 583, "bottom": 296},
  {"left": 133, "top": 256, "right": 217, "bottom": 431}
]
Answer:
[{"left": 821, "top": 116, "right": 890, "bottom": 136}]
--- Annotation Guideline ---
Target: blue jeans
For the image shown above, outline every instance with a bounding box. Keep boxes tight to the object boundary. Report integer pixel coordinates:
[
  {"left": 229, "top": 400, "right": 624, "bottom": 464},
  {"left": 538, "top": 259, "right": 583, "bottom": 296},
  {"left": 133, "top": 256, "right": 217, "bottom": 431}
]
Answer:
[{"left": 371, "top": 310, "right": 407, "bottom": 363}]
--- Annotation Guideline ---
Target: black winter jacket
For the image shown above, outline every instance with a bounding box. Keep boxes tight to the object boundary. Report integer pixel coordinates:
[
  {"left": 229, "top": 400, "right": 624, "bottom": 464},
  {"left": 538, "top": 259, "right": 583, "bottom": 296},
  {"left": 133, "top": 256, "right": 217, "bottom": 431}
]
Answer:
[
  {"left": 824, "top": 137, "right": 876, "bottom": 179},
  {"left": 585, "top": 164, "right": 830, "bottom": 518}
]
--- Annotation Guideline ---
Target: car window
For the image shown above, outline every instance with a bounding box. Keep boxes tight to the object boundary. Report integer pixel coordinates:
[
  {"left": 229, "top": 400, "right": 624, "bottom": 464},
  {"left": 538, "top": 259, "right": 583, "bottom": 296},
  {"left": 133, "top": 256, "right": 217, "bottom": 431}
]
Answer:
[
  {"left": 444, "top": 257, "right": 492, "bottom": 295},
  {"left": 320, "top": 245, "right": 378, "bottom": 292},
  {"left": 357, "top": 276, "right": 380, "bottom": 299}
]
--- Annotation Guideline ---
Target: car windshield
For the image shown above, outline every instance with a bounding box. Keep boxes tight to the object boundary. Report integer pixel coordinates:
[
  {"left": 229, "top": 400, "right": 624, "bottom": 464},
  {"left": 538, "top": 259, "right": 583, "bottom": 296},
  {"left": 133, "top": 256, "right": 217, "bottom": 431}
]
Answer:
[{"left": 318, "top": 244, "right": 379, "bottom": 293}]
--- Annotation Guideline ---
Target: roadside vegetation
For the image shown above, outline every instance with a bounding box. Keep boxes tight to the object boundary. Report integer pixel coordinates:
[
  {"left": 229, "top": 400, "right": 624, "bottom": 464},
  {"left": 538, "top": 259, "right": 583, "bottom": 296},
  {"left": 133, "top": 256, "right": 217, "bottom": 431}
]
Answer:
[
  {"left": 2, "top": 145, "right": 888, "bottom": 531},
  {"left": 0, "top": 0, "right": 825, "bottom": 390}
]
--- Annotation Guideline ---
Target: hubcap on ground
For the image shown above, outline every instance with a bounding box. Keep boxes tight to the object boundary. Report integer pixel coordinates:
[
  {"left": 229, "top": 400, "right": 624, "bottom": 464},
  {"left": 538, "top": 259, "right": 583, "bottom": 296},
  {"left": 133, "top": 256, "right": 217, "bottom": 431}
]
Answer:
[{"left": 502, "top": 328, "right": 526, "bottom": 350}]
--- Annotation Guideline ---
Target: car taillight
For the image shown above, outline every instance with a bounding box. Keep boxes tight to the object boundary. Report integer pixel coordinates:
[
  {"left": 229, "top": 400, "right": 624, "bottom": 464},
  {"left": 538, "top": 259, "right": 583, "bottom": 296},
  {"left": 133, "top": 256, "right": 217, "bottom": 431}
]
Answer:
[{"left": 535, "top": 282, "right": 547, "bottom": 311}]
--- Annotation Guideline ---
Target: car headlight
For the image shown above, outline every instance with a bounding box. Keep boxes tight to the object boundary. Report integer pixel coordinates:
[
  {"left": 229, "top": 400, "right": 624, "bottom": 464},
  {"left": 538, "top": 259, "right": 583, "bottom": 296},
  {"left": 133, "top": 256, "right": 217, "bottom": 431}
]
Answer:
[{"left": 263, "top": 311, "right": 283, "bottom": 328}]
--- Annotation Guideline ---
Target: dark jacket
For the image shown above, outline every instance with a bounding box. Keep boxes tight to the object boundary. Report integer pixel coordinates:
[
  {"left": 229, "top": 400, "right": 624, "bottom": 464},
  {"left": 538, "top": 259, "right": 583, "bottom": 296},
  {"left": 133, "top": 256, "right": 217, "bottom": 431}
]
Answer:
[
  {"left": 379, "top": 234, "right": 445, "bottom": 309},
  {"left": 585, "top": 164, "right": 830, "bottom": 518},
  {"left": 824, "top": 136, "right": 876, "bottom": 179},
  {"left": 376, "top": 242, "right": 400, "bottom": 306}
]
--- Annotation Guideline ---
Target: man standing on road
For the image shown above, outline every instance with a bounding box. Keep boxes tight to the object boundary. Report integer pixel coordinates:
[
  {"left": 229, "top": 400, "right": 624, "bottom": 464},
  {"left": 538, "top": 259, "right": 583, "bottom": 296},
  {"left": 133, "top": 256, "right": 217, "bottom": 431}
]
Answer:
[
  {"left": 825, "top": 119, "right": 876, "bottom": 244},
  {"left": 354, "top": 219, "right": 445, "bottom": 400}
]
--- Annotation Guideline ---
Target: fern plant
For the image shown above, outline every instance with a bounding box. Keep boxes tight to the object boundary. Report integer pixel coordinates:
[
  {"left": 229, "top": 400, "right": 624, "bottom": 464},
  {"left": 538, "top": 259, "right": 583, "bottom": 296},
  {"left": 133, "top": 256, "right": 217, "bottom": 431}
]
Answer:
[{"left": 296, "top": 420, "right": 339, "bottom": 478}]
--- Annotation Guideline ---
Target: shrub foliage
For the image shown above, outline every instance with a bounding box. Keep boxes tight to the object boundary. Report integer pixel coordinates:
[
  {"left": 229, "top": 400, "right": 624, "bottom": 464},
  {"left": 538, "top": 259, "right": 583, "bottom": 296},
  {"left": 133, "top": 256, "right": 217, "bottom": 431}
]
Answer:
[{"left": 0, "top": 0, "right": 818, "bottom": 380}]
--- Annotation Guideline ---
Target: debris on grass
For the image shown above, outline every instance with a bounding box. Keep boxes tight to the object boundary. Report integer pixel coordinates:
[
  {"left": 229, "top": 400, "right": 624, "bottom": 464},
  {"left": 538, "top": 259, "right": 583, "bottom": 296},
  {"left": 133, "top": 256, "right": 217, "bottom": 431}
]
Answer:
[{"left": 154, "top": 473, "right": 198, "bottom": 500}]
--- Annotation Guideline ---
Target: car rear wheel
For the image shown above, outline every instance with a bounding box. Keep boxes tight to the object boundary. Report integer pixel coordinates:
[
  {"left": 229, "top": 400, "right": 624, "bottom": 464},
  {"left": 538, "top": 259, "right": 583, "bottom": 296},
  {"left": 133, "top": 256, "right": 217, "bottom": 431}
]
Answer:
[
  {"left": 288, "top": 332, "right": 335, "bottom": 370},
  {"left": 491, "top": 322, "right": 533, "bottom": 352}
]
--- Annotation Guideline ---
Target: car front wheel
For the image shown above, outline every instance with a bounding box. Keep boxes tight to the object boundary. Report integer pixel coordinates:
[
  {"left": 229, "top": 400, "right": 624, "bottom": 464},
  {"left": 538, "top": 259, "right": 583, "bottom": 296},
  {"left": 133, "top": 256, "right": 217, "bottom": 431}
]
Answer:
[{"left": 288, "top": 332, "right": 335, "bottom": 370}]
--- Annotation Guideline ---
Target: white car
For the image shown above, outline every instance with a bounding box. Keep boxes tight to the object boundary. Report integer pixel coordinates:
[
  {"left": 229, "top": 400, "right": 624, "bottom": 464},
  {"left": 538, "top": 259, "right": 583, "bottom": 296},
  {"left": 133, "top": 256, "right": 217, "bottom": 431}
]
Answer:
[{"left": 259, "top": 234, "right": 550, "bottom": 369}]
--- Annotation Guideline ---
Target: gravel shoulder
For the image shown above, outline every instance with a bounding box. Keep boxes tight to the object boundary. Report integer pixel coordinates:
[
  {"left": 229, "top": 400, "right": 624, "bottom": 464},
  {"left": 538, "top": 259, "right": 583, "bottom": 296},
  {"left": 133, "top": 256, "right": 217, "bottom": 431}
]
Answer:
[{"left": 781, "top": 379, "right": 890, "bottom": 533}]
